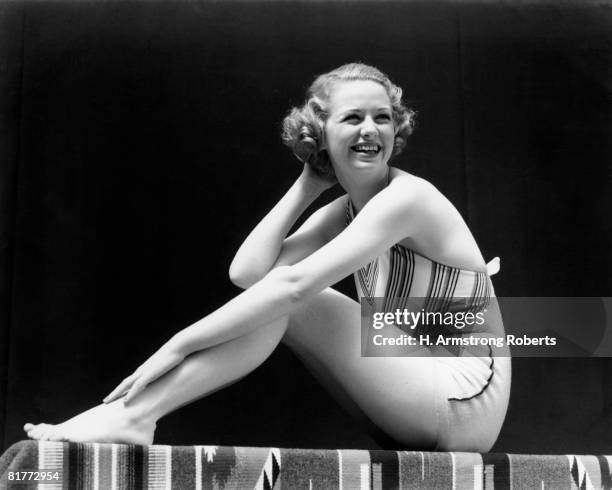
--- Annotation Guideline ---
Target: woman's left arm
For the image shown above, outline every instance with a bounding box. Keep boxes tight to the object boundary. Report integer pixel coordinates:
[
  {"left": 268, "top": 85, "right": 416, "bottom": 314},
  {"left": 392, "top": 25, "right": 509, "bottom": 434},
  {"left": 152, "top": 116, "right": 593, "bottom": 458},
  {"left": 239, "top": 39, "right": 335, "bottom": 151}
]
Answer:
[{"left": 106, "top": 181, "right": 421, "bottom": 403}]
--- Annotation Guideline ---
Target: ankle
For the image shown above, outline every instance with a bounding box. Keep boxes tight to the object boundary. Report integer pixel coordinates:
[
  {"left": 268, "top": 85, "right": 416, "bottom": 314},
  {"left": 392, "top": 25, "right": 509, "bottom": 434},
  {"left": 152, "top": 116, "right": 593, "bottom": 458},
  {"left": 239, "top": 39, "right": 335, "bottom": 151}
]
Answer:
[{"left": 115, "top": 399, "right": 158, "bottom": 429}]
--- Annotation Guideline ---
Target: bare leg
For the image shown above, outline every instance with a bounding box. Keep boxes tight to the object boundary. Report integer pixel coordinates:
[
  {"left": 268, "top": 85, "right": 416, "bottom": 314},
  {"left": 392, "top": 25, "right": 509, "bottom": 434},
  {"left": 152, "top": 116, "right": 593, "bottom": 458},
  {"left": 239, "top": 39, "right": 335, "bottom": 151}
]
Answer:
[
  {"left": 283, "top": 288, "right": 439, "bottom": 447},
  {"left": 24, "top": 319, "right": 288, "bottom": 443},
  {"left": 25, "top": 289, "right": 441, "bottom": 447}
]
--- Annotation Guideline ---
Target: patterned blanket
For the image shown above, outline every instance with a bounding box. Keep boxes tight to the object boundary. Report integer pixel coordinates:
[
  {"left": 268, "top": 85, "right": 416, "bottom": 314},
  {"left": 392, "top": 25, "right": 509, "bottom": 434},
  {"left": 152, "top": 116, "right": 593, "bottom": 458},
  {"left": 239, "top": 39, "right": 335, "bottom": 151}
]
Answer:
[{"left": 0, "top": 440, "right": 609, "bottom": 489}]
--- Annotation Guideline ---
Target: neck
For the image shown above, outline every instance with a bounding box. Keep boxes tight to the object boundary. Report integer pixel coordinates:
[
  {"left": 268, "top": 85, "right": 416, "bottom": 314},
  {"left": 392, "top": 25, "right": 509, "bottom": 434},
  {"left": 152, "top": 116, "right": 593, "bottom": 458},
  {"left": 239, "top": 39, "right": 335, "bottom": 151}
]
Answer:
[{"left": 341, "top": 167, "right": 391, "bottom": 213}]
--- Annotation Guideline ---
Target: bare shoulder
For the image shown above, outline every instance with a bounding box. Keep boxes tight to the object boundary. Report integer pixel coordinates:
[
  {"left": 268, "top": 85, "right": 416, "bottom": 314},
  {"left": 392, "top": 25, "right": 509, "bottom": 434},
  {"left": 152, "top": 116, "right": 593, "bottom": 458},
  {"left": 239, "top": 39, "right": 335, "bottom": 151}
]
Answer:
[
  {"left": 388, "top": 169, "right": 485, "bottom": 269},
  {"left": 384, "top": 169, "right": 443, "bottom": 212},
  {"left": 383, "top": 169, "right": 462, "bottom": 242}
]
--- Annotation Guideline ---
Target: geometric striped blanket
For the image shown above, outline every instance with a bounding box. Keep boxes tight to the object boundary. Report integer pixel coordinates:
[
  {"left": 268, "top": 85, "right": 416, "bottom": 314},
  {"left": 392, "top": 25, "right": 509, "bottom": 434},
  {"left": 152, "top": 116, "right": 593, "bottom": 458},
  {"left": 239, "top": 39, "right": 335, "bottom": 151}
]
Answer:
[{"left": 0, "top": 440, "right": 609, "bottom": 489}]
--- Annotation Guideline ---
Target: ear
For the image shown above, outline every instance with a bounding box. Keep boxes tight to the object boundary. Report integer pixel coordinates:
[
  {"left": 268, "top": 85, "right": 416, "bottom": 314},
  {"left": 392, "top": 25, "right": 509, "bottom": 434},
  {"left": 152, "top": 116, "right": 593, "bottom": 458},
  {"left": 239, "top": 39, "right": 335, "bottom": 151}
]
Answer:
[{"left": 319, "top": 122, "right": 327, "bottom": 150}]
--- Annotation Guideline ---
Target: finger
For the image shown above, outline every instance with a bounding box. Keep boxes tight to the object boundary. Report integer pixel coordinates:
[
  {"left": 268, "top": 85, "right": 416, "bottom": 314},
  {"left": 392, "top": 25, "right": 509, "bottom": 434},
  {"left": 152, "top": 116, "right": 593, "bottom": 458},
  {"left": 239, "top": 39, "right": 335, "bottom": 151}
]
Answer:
[
  {"left": 104, "top": 381, "right": 133, "bottom": 403},
  {"left": 103, "top": 384, "right": 128, "bottom": 404},
  {"left": 103, "top": 374, "right": 137, "bottom": 403},
  {"left": 123, "top": 379, "right": 147, "bottom": 405},
  {"left": 123, "top": 355, "right": 182, "bottom": 404}
]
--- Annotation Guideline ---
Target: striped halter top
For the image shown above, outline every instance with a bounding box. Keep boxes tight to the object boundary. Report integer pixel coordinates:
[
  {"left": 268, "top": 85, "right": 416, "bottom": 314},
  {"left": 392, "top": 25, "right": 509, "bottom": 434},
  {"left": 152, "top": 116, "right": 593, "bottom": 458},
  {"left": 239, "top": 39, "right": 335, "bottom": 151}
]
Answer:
[{"left": 345, "top": 197, "right": 496, "bottom": 316}]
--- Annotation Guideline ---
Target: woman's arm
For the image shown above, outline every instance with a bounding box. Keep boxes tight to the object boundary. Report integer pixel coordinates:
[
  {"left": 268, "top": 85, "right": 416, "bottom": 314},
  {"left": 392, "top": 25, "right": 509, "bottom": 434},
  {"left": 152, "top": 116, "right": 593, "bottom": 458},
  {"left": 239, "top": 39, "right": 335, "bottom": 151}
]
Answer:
[
  {"left": 182, "top": 181, "right": 419, "bottom": 348},
  {"left": 106, "top": 180, "right": 421, "bottom": 404},
  {"left": 229, "top": 164, "right": 336, "bottom": 288}
]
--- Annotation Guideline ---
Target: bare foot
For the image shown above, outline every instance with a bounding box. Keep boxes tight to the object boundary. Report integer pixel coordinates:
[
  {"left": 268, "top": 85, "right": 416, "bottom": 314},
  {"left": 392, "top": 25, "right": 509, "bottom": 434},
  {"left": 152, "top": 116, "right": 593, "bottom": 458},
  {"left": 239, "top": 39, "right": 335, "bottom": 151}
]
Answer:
[{"left": 23, "top": 400, "right": 156, "bottom": 445}]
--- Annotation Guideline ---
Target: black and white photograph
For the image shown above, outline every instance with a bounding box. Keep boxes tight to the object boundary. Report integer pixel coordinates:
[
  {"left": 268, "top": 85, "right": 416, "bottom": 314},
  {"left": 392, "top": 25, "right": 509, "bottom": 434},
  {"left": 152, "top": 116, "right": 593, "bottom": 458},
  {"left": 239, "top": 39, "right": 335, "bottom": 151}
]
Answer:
[{"left": 0, "top": 0, "right": 611, "bottom": 488}]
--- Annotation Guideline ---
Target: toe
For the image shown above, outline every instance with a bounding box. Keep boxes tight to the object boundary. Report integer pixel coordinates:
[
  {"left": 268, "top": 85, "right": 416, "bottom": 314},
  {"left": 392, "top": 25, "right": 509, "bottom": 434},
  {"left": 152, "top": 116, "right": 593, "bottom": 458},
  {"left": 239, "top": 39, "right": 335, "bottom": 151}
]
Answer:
[
  {"left": 28, "top": 429, "right": 41, "bottom": 440},
  {"left": 31, "top": 425, "right": 49, "bottom": 440},
  {"left": 39, "top": 426, "right": 51, "bottom": 440}
]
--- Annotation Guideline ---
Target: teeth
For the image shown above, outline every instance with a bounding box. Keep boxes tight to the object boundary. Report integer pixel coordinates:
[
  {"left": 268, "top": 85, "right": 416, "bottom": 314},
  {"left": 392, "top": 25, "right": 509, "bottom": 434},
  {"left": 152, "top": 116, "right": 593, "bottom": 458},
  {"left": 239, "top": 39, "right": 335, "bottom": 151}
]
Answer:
[{"left": 353, "top": 144, "right": 379, "bottom": 152}]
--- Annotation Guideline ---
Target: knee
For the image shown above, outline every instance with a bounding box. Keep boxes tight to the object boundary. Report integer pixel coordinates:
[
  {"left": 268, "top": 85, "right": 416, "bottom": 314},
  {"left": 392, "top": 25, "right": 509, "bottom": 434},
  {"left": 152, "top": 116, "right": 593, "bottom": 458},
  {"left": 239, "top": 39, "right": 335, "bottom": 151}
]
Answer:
[{"left": 252, "top": 316, "right": 290, "bottom": 352}]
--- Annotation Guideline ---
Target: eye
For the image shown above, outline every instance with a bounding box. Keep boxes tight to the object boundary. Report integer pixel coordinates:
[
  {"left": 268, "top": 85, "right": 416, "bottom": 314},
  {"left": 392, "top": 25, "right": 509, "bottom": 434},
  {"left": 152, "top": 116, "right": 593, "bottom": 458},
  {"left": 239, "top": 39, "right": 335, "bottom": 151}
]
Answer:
[
  {"left": 342, "top": 114, "right": 361, "bottom": 123},
  {"left": 376, "top": 114, "right": 392, "bottom": 122}
]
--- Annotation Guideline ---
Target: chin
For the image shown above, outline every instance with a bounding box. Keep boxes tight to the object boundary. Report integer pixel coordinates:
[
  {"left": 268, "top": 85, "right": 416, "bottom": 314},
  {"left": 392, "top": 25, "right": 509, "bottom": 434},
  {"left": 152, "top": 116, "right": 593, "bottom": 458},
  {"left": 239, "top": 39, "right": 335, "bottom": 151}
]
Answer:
[{"left": 350, "top": 158, "right": 387, "bottom": 169}]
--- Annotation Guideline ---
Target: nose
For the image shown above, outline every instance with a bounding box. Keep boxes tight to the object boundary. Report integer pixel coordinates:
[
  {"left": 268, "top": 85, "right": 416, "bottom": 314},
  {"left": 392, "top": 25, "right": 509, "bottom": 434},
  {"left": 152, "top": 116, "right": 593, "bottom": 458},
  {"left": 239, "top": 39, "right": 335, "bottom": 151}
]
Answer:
[{"left": 360, "top": 116, "right": 378, "bottom": 139}]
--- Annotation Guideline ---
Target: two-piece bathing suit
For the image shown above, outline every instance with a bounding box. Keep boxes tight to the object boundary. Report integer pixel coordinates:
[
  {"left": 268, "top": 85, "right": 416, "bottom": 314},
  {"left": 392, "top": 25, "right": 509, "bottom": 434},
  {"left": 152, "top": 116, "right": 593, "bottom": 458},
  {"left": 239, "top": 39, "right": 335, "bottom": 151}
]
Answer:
[{"left": 346, "top": 197, "right": 511, "bottom": 451}]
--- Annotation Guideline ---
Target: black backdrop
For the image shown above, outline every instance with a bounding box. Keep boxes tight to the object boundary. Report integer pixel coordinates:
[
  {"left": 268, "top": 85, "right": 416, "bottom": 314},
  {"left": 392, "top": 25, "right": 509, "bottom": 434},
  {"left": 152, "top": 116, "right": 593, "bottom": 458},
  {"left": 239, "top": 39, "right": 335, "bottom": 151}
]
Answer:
[{"left": 1, "top": 0, "right": 611, "bottom": 454}]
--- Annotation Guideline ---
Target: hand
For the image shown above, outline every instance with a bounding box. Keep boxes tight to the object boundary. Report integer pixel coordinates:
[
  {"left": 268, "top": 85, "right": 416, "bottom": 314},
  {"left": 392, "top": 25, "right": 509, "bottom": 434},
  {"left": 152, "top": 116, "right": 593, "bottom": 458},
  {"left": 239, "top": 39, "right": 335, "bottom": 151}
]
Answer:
[
  {"left": 103, "top": 340, "right": 186, "bottom": 405},
  {"left": 298, "top": 163, "right": 337, "bottom": 196}
]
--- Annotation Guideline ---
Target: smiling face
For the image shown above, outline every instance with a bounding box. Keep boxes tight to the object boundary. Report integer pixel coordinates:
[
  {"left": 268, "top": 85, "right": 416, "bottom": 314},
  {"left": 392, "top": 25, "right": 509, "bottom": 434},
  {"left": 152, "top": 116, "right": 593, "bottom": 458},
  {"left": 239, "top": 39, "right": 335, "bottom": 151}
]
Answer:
[{"left": 324, "top": 80, "right": 395, "bottom": 181}]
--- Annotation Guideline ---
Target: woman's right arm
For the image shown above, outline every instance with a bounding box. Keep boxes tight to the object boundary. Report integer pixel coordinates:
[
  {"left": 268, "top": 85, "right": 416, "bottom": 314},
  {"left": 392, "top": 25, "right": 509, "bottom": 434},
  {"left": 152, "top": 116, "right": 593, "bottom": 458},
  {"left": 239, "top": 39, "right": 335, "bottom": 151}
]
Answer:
[{"left": 229, "top": 165, "right": 336, "bottom": 289}]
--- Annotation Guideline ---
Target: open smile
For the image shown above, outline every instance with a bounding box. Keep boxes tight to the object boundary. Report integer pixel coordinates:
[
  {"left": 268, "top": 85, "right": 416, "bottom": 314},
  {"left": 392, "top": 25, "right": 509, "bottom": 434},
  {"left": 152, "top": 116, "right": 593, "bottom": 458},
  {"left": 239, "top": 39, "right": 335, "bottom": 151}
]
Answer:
[{"left": 350, "top": 143, "right": 382, "bottom": 155}]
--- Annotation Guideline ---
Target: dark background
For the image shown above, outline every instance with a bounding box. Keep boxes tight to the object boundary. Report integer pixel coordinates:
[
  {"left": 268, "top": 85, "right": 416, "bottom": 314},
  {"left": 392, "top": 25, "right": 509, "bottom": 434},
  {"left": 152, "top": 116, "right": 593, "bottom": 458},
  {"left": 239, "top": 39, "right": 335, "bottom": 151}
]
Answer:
[{"left": 1, "top": 0, "right": 611, "bottom": 454}]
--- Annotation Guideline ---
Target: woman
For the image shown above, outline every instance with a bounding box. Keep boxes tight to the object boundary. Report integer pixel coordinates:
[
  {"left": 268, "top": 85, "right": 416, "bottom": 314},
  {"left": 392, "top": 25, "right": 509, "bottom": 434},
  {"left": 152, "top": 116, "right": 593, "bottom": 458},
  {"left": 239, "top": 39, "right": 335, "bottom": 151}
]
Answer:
[{"left": 24, "top": 63, "right": 510, "bottom": 451}]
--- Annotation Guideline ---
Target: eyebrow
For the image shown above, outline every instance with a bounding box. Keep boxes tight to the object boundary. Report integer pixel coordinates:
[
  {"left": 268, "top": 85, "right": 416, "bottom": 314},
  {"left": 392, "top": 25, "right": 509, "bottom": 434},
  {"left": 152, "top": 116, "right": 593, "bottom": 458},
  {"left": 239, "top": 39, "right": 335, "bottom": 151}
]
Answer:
[{"left": 338, "top": 107, "right": 392, "bottom": 116}]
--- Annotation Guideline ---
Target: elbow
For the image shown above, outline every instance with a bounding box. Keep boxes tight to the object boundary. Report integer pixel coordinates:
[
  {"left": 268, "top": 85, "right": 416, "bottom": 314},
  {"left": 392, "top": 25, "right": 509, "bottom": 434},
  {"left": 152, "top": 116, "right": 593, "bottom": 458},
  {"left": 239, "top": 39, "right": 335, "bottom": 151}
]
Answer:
[
  {"left": 229, "top": 274, "right": 252, "bottom": 290},
  {"left": 228, "top": 260, "right": 261, "bottom": 289},
  {"left": 229, "top": 266, "right": 258, "bottom": 289}
]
